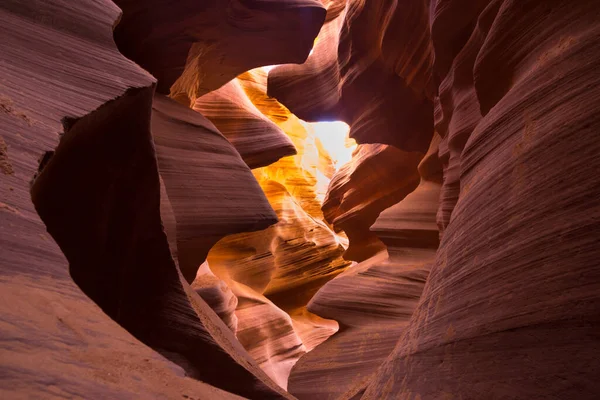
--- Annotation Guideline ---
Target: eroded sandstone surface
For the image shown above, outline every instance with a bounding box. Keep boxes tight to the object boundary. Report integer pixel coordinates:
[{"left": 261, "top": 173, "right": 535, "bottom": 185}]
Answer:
[{"left": 1, "top": 0, "right": 599, "bottom": 399}]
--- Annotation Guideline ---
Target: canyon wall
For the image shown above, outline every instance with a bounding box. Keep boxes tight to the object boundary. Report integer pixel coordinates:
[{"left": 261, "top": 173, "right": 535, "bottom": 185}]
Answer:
[
  {"left": 195, "top": 69, "right": 354, "bottom": 388},
  {"left": 0, "top": 0, "right": 320, "bottom": 398},
  {"left": 276, "top": 0, "right": 600, "bottom": 399},
  {"left": 1, "top": 0, "right": 599, "bottom": 399},
  {"left": 360, "top": 1, "right": 600, "bottom": 398},
  {"left": 287, "top": 134, "right": 443, "bottom": 399}
]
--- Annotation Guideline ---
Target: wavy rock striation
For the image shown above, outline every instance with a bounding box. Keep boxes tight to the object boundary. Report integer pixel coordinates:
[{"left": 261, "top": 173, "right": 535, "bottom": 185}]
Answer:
[
  {"left": 200, "top": 69, "right": 353, "bottom": 388},
  {"left": 4, "top": 0, "right": 600, "bottom": 398},
  {"left": 152, "top": 93, "right": 278, "bottom": 283},
  {"left": 287, "top": 134, "right": 442, "bottom": 400},
  {"left": 268, "top": 0, "right": 434, "bottom": 152},
  {"left": 0, "top": 1, "right": 294, "bottom": 398},
  {"left": 193, "top": 79, "right": 296, "bottom": 169},
  {"left": 191, "top": 262, "right": 239, "bottom": 333},
  {"left": 232, "top": 279, "right": 308, "bottom": 391},
  {"left": 322, "top": 144, "right": 423, "bottom": 261},
  {"left": 362, "top": 1, "right": 600, "bottom": 398},
  {"left": 112, "top": 0, "right": 325, "bottom": 100}
]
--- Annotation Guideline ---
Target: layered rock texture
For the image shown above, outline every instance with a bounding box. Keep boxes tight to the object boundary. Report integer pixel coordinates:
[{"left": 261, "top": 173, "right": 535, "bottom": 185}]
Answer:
[
  {"left": 267, "top": 0, "right": 434, "bottom": 152},
  {"left": 198, "top": 69, "right": 355, "bottom": 388},
  {"left": 193, "top": 79, "right": 296, "bottom": 168},
  {"left": 360, "top": 2, "right": 600, "bottom": 398},
  {"left": 113, "top": 0, "right": 325, "bottom": 98},
  {"left": 287, "top": 134, "right": 443, "bottom": 400},
  {"left": 2, "top": 0, "right": 600, "bottom": 399},
  {"left": 322, "top": 144, "right": 423, "bottom": 261},
  {"left": 0, "top": 0, "right": 316, "bottom": 398}
]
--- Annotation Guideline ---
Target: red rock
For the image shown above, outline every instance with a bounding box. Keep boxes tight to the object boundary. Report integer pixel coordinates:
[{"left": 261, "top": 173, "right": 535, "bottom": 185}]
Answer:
[
  {"left": 322, "top": 144, "right": 423, "bottom": 261},
  {"left": 290, "top": 307, "right": 340, "bottom": 353},
  {"left": 113, "top": 0, "right": 326, "bottom": 98},
  {"left": 192, "top": 262, "right": 239, "bottom": 333},
  {"left": 362, "top": 1, "right": 600, "bottom": 398},
  {"left": 193, "top": 78, "right": 296, "bottom": 169},
  {"left": 152, "top": 93, "right": 278, "bottom": 283},
  {"left": 0, "top": 1, "right": 289, "bottom": 398},
  {"left": 232, "top": 280, "right": 307, "bottom": 390},
  {"left": 267, "top": 0, "right": 434, "bottom": 151},
  {"left": 4, "top": 0, "right": 600, "bottom": 397},
  {"left": 288, "top": 135, "right": 442, "bottom": 399},
  {"left": 200, "top": 69, "right": 350, "bottom": 389}
]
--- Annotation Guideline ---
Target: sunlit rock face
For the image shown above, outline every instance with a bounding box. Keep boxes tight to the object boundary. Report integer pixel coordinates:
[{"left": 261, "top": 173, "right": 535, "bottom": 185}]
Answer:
[
  {"left": 192, "top": 79, "right": 296, "bottom": 169},
  {"left": 152, "top": 93, "right": 279, "bottom": 283},
  {"left": 271, "top": 1, "right": 600, "bottom": 398},
  {"left": 193, "top": 260, "right": 308, "bottom": 391},
  {"left": 191, "top": 262, "right": 239, "bottom": 333},
  {"left": 287, "top": 134, "right": 443, "bottom": 400},
  {"left": 193, "top": 68, "right": 357, "bottom": 388},
  {"left": 3, "top": 0, "right": 600, "bottom": 398},
  {"left": 232, "top": 280, "right": 307, "bottom": 390}
]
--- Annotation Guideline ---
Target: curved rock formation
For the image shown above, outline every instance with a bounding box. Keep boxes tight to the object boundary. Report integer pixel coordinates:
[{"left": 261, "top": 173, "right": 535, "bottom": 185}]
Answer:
[
  {"left": 232, "top": 280, "right": 307, "bottom": 390},
  {"left": 322, "top": 144, "right": 423, "bottom": 261},
  {"left": 198, "top": 69, "right": 352, "bottom": 387},
  {"left": 222, "top": 70, "right": 353, "bottom": 305},
  {"left": 287, "top": 134, "right": 442, "bottom": 400},
  {"left": 362, "top": 1, "right": 600, "bottom": 398},
  {"left": 192, "top": 262, "right": 239, "bottom": 333},
  {"left": 192, "top": 259, "right": 310, "bottom": 391},
  {"left": 112, "top": 0, "right": 325, "bottom": 99},
  {"left": 193, "top": 79, "right": 296, "bottom": 169},
  {"left": 0, "top": 1, "right": 291, "bottom": 398},
  {"left": 4, "top": 0, "right": 600, "bottom": 398},
  {"left": 267, "top": 0, "right": 434, "bottom": 151},
  {"left": 152, "top": 93, "right": 278, "bottom": 283}
]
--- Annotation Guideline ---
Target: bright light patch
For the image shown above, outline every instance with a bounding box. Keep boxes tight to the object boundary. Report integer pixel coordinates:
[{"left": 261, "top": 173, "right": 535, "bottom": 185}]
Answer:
[
  {"left": 261, "top": 65, "right": 278, "bottom": 73},
  {"left": 310, "top": 121, "right": 356, "bottom": 171}
]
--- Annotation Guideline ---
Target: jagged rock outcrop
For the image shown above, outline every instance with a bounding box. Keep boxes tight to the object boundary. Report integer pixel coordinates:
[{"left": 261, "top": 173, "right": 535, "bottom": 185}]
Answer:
[
  {"left": 0, "top": 1, "right": 293, "bottom": 398},
  {"left": 287, "top": 134, "right": 442, "bottom": 400},
  {"left": 267, "top": 0, "right": 434, "bottom": 152},
  {"left": 193, "top": 79, "right": 296, "bottom": 169},
  {"left": 112, "top": 0, "right": 325, "bottom": 100},
  {"left": 322, "top": 144, "right": 423, "bottom": 261},
  {"left": 362, "top": 1, "right": 600, "bottom": 398}
]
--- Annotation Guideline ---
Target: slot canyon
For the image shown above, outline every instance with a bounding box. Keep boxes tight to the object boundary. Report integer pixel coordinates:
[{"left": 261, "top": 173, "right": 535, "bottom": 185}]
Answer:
[{"left": 1, "top": 0, "right": 599, "bottom": 399}]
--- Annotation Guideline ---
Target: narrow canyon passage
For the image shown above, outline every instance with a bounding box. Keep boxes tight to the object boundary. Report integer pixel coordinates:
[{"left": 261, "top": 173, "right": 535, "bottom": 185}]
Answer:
[
  {"left": 1, "top": 0, "right": 599, "bottom": 399},
  {"left": 179, "top": 64, "right": 438, "bottom": 395}
]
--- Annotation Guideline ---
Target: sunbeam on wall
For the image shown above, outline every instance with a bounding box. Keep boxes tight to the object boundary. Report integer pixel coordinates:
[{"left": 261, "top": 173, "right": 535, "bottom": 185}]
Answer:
[
  {"left": 299, "top": 120, "right": 356, "bottom": 203},
  {"left": 191, "top": 68, "right": 355, "bottom": 390}
]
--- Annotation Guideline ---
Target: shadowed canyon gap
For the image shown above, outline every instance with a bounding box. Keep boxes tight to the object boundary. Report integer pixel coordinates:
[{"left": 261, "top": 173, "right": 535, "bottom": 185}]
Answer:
[{"left": 1, "top": 0, "right": 599, "bottom": 399}]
